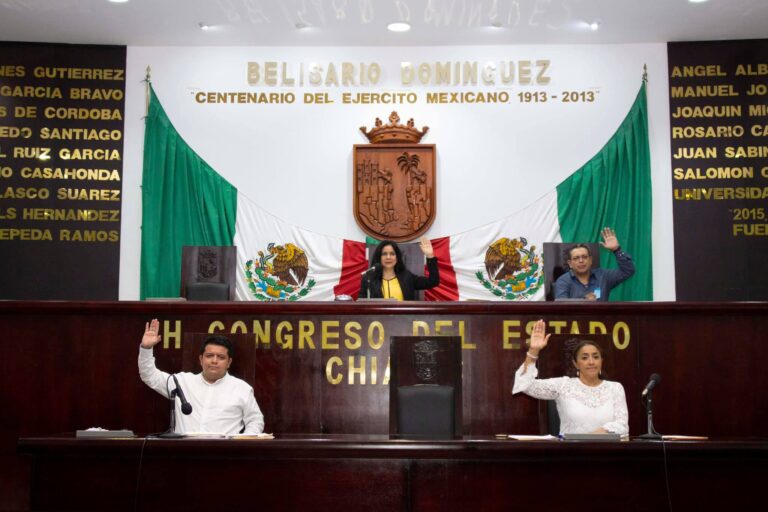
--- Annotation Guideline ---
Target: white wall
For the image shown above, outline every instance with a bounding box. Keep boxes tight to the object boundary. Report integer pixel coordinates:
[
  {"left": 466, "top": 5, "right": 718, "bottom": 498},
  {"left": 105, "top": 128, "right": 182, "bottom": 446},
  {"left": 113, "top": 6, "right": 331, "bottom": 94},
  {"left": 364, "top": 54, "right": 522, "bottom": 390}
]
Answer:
[{"left": 121, "top": 44, "right": 673, "bottom": 300}]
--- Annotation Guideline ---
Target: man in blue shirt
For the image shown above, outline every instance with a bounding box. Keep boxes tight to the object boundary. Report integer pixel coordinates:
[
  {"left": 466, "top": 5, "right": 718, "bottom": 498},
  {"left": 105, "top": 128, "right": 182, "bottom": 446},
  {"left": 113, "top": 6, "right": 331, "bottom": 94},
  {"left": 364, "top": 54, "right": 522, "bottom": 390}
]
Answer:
[{"left": 554, "top": 227, "right": 635, "bottom": 301}]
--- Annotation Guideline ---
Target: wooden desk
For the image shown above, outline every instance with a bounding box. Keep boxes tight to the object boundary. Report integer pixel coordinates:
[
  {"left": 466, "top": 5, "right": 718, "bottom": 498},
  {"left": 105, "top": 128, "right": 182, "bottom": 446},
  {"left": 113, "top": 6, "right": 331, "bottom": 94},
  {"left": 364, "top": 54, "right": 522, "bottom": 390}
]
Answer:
[
  {"left": 19, "top": 435, "right": 768, "bottom": 511},
  {"left": 4, "top": 300, "right": 768, "bottom": 510}
]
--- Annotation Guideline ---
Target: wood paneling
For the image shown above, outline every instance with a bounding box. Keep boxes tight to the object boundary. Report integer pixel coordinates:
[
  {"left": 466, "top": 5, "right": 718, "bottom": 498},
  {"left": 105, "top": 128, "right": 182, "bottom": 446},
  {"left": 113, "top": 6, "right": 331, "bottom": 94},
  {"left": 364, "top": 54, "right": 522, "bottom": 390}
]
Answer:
[
  {"left": 3, "top": 300, "right": 768, "bottom": 509},
  {"left": 18, "top": 436, "right": 768, "bottom": 511}
]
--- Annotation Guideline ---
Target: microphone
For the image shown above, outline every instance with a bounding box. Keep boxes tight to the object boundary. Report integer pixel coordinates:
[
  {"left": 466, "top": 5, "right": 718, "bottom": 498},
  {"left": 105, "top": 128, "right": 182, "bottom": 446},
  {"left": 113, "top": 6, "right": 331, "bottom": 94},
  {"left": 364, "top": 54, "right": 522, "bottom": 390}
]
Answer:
[
  {"left": 171, "top": 374, "right": 193, "bottom": 415},
  {"left": 360, "top": 264, "right": 381, "bottom": 276},
  {"left": 641, "top": 373, "right": 661, "bottom": 397}
]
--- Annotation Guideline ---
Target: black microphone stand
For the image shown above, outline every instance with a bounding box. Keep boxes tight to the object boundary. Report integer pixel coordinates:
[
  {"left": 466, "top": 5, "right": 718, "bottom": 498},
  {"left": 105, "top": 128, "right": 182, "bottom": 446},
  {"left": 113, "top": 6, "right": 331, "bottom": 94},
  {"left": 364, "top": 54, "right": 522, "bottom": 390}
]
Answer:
[
  {"left": 158, "top": 383, "right": 184, "bottom": 439},
  {"left": 638, "top": 390, "right": 662, "bottom": 440}
]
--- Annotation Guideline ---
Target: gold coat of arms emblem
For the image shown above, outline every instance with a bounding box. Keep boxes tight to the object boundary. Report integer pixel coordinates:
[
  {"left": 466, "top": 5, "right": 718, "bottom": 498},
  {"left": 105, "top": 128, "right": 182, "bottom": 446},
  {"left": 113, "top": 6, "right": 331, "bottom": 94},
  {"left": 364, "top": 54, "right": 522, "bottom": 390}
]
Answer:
[{"left": 354, "top": 112, "right": 436, "bottom": 242}]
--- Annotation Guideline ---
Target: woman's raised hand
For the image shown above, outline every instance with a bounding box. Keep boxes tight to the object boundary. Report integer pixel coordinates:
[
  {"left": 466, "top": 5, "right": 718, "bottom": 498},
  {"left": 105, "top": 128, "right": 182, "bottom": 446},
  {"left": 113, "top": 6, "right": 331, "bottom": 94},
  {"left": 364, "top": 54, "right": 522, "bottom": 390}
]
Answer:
[
  {"left": 528, "top": 319, "right": 551, "bottom": 355},
  {"left": 419, "top": 236, "right": 434, "bottom": 258}
]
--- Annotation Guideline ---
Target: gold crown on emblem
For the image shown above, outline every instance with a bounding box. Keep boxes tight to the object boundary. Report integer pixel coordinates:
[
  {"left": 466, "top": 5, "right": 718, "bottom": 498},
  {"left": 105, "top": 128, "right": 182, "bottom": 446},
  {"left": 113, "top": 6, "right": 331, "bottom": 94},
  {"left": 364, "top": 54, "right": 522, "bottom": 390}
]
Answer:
[{"left": 359, "top": 111, "right": 429, "bottom": 144}]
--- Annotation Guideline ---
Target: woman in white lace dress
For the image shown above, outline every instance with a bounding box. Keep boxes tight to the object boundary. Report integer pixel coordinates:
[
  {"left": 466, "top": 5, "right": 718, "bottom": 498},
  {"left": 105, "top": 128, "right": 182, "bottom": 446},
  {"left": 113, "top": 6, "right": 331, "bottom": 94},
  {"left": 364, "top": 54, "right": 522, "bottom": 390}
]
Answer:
[{"left": 512, "top": 319, "right": 629, "bottom": 435}]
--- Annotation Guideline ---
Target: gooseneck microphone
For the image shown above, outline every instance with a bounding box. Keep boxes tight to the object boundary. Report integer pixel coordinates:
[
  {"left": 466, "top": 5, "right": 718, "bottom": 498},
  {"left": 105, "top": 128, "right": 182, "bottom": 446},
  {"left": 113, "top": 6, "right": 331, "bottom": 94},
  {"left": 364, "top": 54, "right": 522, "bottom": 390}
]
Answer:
[
  {"left": 641, "top": 373, "right": 662, "bottom": 397},
  {"left": 361, "top": 264, "right": 381, "bottom": 299},
  {"left": 638, "top": 373, "right": 662, "bottom": 440},
  {"left": 171, "top": 374, "right": 193, "bottom": 415},
  {"left": 360, "top": 263, "right": 381, "bottom": 276}
]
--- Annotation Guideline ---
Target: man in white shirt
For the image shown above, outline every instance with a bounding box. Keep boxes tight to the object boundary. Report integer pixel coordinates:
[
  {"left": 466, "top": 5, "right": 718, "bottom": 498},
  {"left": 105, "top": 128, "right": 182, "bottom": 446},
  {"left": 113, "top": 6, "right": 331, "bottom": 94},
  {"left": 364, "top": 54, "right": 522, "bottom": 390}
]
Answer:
[{"left": 138, "top": 318, "right": 265, "bottom": 435}]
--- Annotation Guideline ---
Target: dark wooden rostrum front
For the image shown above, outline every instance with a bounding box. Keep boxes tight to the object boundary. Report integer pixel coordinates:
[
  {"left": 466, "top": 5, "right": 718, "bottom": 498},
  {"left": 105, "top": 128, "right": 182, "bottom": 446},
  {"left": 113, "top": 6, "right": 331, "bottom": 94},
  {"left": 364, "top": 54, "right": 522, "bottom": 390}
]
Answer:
[
  {"left": 3, "top": 300, "right": 768, "bottom": 510},
  {"left": 18, "top": 435, "right": 768, "bottom": 511}
]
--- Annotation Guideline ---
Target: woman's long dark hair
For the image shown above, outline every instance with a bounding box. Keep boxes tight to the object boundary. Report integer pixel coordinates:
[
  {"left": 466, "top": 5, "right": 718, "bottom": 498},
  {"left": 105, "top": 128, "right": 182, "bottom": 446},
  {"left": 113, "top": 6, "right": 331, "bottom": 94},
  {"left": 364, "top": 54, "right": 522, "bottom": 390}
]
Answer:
[{"left": 370, "top": 240, "right": 406, "bottom": 277}]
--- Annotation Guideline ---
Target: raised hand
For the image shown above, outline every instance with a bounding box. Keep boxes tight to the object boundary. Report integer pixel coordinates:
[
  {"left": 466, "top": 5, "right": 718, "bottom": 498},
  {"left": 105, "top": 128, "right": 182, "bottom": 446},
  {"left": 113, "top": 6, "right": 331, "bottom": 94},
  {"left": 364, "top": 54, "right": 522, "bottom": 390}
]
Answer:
[
  {"left": 528, "top": 319, "right": 551, "bottom": 356},
  {"left": 141, "top": 318, "right": 162, "bottom": 348},
  {"left": 419, "top": 236, "right": 435, "bottom": 258},
  {"left": 599, "top": 227, "right": 620, "bottom": 252}
]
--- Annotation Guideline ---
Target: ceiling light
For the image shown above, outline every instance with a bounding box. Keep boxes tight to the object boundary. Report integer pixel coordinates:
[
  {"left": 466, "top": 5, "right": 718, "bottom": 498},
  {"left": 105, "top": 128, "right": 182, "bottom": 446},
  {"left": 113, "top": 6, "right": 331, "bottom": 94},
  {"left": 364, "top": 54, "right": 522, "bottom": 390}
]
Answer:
[
  {"left": 589, "top": 21, "right": 600, "bottom": 31},
  {"left": 198, "top": 22, "right": 210, "bottom": 31},
  {"left": 107, "top": 0, "right": 130, "bottom": 3},
  {"left": 688, "top": 0, "right": 709, "bottom": 3},
  {"left": 387, "top": 22, "right": 411, "bottom": 33}
]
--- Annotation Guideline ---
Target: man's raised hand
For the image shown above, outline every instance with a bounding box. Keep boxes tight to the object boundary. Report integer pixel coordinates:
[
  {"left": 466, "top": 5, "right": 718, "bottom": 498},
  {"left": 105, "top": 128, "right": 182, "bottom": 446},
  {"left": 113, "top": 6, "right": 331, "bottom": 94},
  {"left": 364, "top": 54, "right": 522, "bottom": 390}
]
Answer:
[
  {"left": 141, "top": 318, "right": 162, "bottom": 348},
  {"left": 599, "top": 227, "right": 620, "bottom": 252}
]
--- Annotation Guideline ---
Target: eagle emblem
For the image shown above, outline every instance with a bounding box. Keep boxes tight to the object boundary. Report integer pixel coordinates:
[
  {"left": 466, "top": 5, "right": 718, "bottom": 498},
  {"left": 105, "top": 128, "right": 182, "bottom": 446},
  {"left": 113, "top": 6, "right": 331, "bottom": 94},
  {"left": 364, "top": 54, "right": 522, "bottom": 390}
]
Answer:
[
  {"left": 476, "top": 237, "right": 544, "bottom": 300},
  {"left": 269, "top": 243, "right": 309, "bottom": 286},
  {"left": 244, "top": 242, "right": 315, "bottom": 301},
  {"left": 485, "top": 237, "right": 527, "bottom": 281}
]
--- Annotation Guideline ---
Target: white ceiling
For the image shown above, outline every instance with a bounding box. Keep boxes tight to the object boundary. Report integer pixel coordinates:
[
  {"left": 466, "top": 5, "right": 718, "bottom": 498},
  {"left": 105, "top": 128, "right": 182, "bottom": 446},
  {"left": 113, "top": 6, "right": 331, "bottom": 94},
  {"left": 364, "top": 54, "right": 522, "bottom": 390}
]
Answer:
[{"left": 0, "top": 0, "right": 766, "bottom": 47}]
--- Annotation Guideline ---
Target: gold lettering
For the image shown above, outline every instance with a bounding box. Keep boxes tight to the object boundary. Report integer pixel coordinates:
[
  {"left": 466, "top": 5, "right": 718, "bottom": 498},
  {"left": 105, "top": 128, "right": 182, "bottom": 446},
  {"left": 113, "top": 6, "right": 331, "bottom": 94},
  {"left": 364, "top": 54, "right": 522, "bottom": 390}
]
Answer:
[
  {"left": 670, "top": 84, "right": 738, "bottom": 97},
  {"left": 163, "top": 320, "right": 182, "bottom": 349},
  {"left": 735, "top": 63, "right": 768, "bottom": 76},
  {"left": 0, "top": 65, "right": 25, "bottom": 77},
  {"left": 368, "top": 321, "right": 385, "bottom": 350},
  {"left": 549, "top": 321, "right": 567, "bottom": 334},
  {"left": 348, "top": 356, "right": 366, "bottom": 385},
  {"left": 371, "top": 356, "right": 378, "bottom": 385},
  {"left": 383, "top": 358, "right": 390, "bottom": 385},
  {"left": 0, "top": 228, "right": 51, "bottom": 240},
  {"left": 58, "top": 229, "right": 118, "bottom": 242},
  {"left": 298, "top": 320, "right": 315, "bottom": 349},
  {"left": 254, "top": 320, "right": 270, "bottom": 347},
  {"left": 321, "top": 320, "right": 340, "bottom": 349},
  {"left": 14, "top": 106, "right": 37, "bottom": 118},
  {"left": 671, "top": 65, "right": 727, "bottom": 78},
  {"left": 326, "top": 357, "right": 343, "bottom": 385},
  {"left": 264, "top": 61, "right": 278, "bottom": 86},
  {"left": 503, "top": 320, "right": 521, "bottom": 349},
  {"left": 59, "top": 148, "right": 121, "bottom": 160},
  {"left": 276, "top": 321, "right": 293, "bottom": 349},
  {"left": 589, "top": 321, "right": 607, "bottom": 334},
  {"left": 344, "top": 321, "right": 362, "bottom": 349},
  {"left": 412, "top": 320, "right": 430, "bottom": 336},
  {"left": 458, "top": 321, "right": 473, "bottom": 349},
  {"left": 401, "top": 62, "right": 414, "bottom": 85},
  {"left": 536, "top": 60, "right": 551, "bottom": 84},
  {"left": 230, "top": 321, "right": 247, "bottom": 334},
  {"left": 32, "top": 66, "right": 124, "bottom": 80},
  {"left": 613, "top": 322, "right": 630, "bottom": 349},
  {"left": 435, "top": 320, "right": 452, "bottom": 334},
  {"left": 208, "top": 321, "right": 225, "bottom": 333}
]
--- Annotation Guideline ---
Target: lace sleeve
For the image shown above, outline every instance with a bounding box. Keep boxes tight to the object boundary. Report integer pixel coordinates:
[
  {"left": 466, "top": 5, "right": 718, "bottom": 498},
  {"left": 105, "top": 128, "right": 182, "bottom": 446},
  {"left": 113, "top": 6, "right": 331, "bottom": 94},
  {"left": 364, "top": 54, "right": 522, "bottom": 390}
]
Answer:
[
  {"left": 602, "top": 382, "right": 629, "bottom": 435},
  {"left": 512, "top": 363, "right": 568, "bottom": 400}
]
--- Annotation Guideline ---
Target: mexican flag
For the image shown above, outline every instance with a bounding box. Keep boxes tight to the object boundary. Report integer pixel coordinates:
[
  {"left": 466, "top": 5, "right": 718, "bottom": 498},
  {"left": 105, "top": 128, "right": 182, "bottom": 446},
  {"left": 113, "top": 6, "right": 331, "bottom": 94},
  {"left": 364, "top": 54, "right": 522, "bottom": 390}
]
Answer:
[
  {"left": 141, "top": 84, "right": 652, "bottom": 302},
  {"left": 427, "top": 82, "right": 653, "bottom": 302}
]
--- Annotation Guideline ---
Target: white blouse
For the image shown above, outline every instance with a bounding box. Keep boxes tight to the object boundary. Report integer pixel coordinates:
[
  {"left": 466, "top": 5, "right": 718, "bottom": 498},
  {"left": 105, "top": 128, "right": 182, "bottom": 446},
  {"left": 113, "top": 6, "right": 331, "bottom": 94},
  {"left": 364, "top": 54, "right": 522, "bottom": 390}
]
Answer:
[{"left": 513, "top": 362, "right": 629, "bottom": 435}]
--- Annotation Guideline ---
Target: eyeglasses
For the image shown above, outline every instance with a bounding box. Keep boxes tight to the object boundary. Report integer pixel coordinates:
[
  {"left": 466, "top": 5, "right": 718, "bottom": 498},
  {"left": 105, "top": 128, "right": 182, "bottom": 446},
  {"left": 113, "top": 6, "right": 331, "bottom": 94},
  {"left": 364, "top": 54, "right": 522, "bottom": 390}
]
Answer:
[{"left": 570, "top": 255, "right": 591, "bottom": 261}]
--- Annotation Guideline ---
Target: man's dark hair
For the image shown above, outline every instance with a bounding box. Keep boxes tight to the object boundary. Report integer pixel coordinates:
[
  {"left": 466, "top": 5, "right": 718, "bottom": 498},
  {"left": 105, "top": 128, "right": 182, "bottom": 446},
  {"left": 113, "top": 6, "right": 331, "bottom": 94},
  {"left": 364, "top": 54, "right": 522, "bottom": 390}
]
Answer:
[
  {"left": 200, "top": 334, "right": 234, "bottom": 358},
  {"left": 566, "top": 244, "right": 592, "bottom": 259},
  {"left": 370, "top": 240, "right": 406, "bottom": 275}
]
